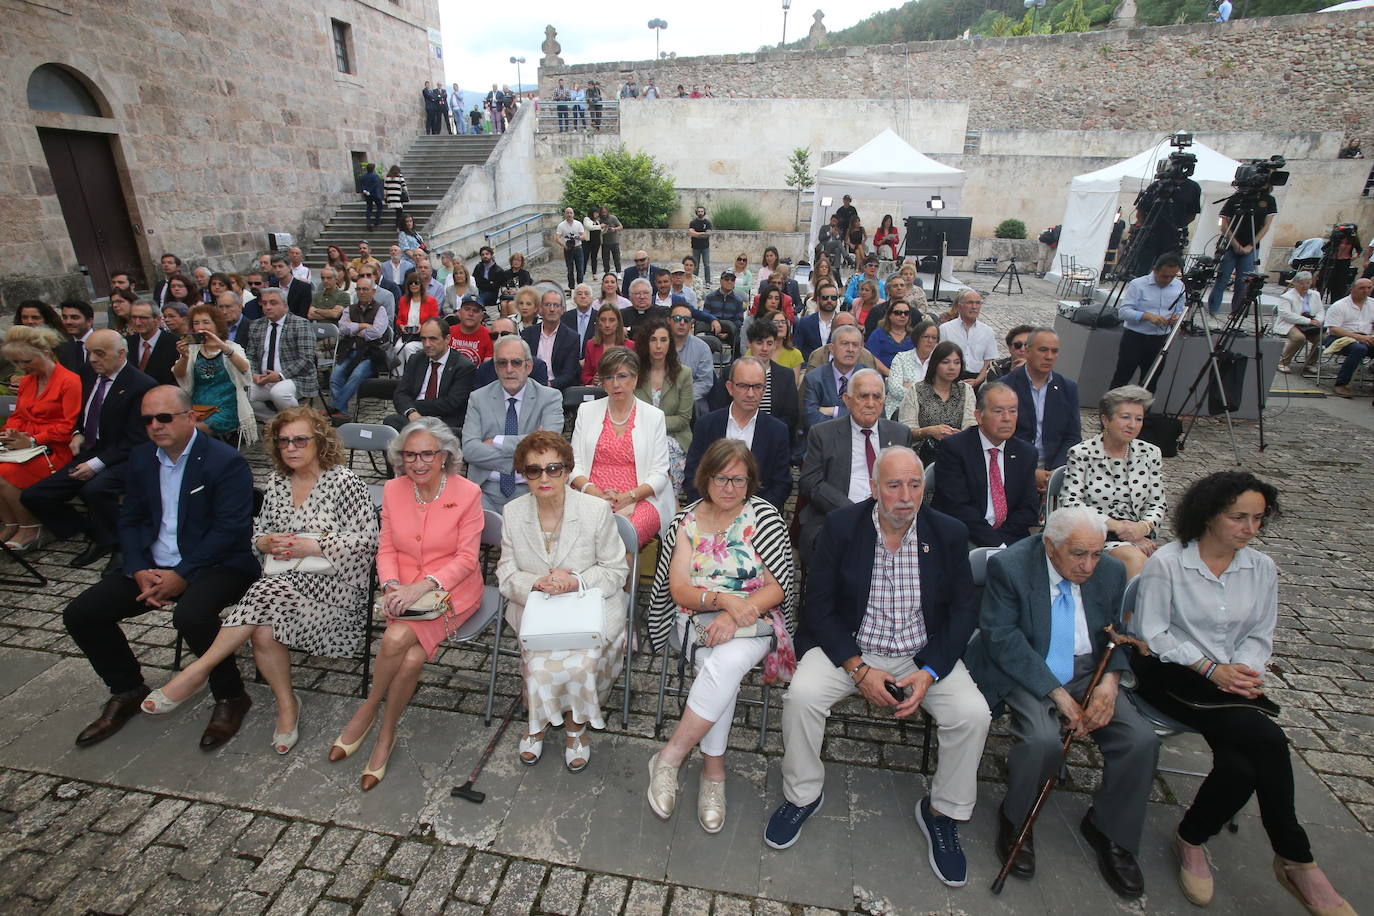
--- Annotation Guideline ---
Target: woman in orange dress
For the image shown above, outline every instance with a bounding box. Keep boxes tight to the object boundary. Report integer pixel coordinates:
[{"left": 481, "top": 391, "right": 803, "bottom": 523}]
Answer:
[
  {"left": 327, "top": 416, "right": 485, "bottom": 790},
  {"left": 0, "top": 325, "right": 82, "bottom": 550}
]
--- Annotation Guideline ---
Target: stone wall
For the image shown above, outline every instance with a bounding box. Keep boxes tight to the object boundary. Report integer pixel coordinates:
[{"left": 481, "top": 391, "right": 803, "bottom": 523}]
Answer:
[
  {"left": 540, "top": 10, "right": 1374, "bottom": 136},
  {"left": 2, "top": 0, "right": 442, "bottom": 305}
]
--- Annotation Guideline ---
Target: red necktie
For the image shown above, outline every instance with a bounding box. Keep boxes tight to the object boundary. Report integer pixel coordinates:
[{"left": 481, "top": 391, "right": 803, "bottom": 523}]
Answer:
[
  {"left": 862, "top": 428, "right": 876, "bottom": 480},
  {"left": 139, "top": 340, "right": 151, "bottom": 371},
  {"left": 988, "top": 447, "right": 1007, "bottom": 528},
  {"left": 425, "top": 362, "right": 441, "bottom": 399}
]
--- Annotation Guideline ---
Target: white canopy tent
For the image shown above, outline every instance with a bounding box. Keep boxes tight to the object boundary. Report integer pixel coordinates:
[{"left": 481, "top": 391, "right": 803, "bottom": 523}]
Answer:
[
  {"left": 1054, "top": 140, "right": 1252, "bottom": 281},
  {"left": 808, "top": 129, "right": 966, "bottom": 266}
]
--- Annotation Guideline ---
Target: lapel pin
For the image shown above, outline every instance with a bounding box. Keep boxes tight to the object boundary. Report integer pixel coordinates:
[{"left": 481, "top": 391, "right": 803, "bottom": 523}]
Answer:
[{"left": 921, "top": 543, "right": 930, "bottom": 553}]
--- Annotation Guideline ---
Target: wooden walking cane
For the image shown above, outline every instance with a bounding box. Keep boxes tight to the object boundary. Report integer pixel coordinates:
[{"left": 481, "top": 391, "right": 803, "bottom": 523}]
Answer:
[{"left": 990, "top": 626, "right": 1149, "bottom": 894}]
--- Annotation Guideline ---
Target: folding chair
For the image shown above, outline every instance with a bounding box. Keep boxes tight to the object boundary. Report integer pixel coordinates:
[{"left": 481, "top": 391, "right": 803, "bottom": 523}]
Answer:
[
  {"left": 1042, "top": 464, "right": 1067, "bottom": 522},
  {"left": 336, "top": 422, "right": 397, "bottom": 490},
  {"left": 562, "top": 385, "right": 606, "bottom": 436},
  {"left": 313, "top": 322, "right": 340, "bottom": 375}
]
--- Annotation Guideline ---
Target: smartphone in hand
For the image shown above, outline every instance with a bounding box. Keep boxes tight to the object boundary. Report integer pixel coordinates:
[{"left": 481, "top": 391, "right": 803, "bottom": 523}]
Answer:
[{"left": 884, "top": 681, "right": 910, "bottom": 703}]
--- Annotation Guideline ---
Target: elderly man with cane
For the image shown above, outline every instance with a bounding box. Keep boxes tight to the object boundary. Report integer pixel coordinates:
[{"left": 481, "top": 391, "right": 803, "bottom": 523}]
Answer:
[{"left": 965, "top": 506, "right": 1159, "bottom": 899}]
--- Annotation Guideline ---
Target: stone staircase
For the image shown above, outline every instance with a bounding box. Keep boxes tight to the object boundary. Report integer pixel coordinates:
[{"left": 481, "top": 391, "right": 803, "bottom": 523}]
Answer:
[{"left": 304, "top": 134, "right": 499, "bottom": 263}]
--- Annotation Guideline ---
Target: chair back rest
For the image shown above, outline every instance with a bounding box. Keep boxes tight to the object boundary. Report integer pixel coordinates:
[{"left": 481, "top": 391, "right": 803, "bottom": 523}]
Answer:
[
  {"left": 0, "top": 396, "right": 16, "bottom": 417},
  {"left": 337, "top": 422, "right": 397, "bottom": 452},
  {"left": 314, "top": 322, "right": 341, "bottom": 340},
  {"left": 1121, "top": 575, "right": 1140, "bottom": 631},
  {"left": 481, "top": 508, "right": 503, "bottom": 548},
  {"left": 613, "top": 513, "right": 638, "bottom": 557},
  {"left": 1045, "top": 465, "right": 1066, "bottom": 515},
  {"left": 968, "top": 546, "right": 999, "bottom": 588},
  {"left": 563, "top": 386, "right": 607, "bottom": 410}
]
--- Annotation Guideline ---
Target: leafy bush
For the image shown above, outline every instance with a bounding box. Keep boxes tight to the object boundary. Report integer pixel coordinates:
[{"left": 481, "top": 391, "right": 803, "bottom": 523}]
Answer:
[
  {"left": 710, "top": 200, "right": 762, "bottom": 232},
  {"left": 995, "top": 219, "right": 1027, "bottom": 239},
  {"left": 561, "top": 147, "right": 677, "bottom": 229}
]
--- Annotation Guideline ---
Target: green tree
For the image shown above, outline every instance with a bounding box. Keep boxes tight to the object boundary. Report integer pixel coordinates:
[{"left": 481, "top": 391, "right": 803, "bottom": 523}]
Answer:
[
  {"left": 783, "top": 147, "right": 814, "bottom": 231},
  {"left": 561, "top": 148, "right": 677, "bottom": 229},
  {"left": 986, "top": 12, "right": 1017, "bottom": 36},
  {"left": 1054, "top": 0, "right": 1092, "bottom": 32}
]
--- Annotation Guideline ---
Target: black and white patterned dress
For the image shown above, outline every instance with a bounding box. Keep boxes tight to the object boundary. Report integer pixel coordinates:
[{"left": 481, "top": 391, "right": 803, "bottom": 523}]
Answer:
[
  {"left": 1058, "top": 435, "right": 1166, "bottom": 548},
  {"left": 222, "top": 465, "right": 379, "bottom": 657}
]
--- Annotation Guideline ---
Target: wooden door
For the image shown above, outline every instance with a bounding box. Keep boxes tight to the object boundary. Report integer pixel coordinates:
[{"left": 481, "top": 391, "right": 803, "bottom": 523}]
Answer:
[{"left": 38, "top": 128, "right": 143, "bottom": 292}]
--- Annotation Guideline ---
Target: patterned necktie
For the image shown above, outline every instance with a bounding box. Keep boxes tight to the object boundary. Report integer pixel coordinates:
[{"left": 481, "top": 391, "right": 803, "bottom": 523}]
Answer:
[
  {"left": 499, "top": 397, "right": 519, "bottom": 497},
  {"left": 837, "top": 373, "right": 848, "bottom": 398},
  {"left": 862, "top": 427, "right": 876, "bottom": 480},
  {"left": 1047, "top": 579, "right": 1076, "bottom": 685},
  {"left": 988, "top": 447, "right": 1007, "bottom": 528},
  {"left": 139, "top": 340, "right": 151, "bottom": 371},
  {"left": 84, "top": 376, "right": 109, "bottom": 442},
  {"left": 426, "top": 361, "right": 441, "bottom": 399}
]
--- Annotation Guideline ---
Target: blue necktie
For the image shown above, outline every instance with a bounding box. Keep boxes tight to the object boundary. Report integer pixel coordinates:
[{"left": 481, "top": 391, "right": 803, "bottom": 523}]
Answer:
[
  {"left": 499, "top": 397, "right": 518, "bottom": 496},
  {"left": 1047, "top": 580, "right": 1075, "bottom": 685}
]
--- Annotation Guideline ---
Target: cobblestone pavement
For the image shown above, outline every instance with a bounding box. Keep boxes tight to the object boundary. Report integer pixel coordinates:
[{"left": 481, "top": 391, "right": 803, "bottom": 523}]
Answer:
[{"left": 0, "top": 276, "right": 1371, "bottom": 915}]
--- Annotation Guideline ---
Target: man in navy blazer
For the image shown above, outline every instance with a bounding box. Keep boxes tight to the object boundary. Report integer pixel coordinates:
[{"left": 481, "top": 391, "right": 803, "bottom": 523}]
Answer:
[
  {"left": 682, "top": 357, "right": 792, "bottom": 509},
  {"left": 793, "top": 278, "right": 843, "bottom": 360},
  {"left": 620, "top": 250, "right": 665, "bottom": 299},
  {"left": 521, "top": 289, "right": 582, "bottom": 390},
  {"left": 63, "top": 386, "right": 260, "bottom": 751},
  {"left": 766, "top": 447, "right": 991, "bottom": 887},
  {"left": 932, "top": 382, "right": 1040, "bottom": 548},
  {"left": 801, "top": 324, "right": 865, "bottom": 430},
  {"left": 963, "top": 508, "right": 1156, "bottom": 897},
  {"left": 1002, "top": 328, "right": 1081, "bottom": 490}
]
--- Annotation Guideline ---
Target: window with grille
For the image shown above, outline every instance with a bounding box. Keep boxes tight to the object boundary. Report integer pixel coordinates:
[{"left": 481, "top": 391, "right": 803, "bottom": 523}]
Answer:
[{"left": 332, "top": 20, "right": 353, "bottom": 74}]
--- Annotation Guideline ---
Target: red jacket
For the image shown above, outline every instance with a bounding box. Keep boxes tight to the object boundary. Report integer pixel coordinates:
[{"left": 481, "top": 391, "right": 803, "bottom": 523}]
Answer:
[{"left": 394, "top": 295, "right": 439, "bottom": 331}]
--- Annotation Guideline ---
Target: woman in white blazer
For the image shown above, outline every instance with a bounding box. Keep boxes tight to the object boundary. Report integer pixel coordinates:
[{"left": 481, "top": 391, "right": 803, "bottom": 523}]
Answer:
[
  {"left": 569, "top": 346, "right": 676, "bottom": 548},
  {"left": 498, "top": 431, "right": 629, "bottom": 771},
  {"left": 1272, "top": 270, "right": 1324, "bottom": 374}
]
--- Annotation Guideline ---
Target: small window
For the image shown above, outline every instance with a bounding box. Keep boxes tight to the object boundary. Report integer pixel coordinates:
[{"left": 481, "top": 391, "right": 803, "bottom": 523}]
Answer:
[
  {"left": 331, "top": 20, "right": 353, "bottom": 74},
  {"left": 27, "top": 64, "right": 104, "bottom": 116},
  {"left": 963, "top": 129, "right": 981, "bottom": 156}
]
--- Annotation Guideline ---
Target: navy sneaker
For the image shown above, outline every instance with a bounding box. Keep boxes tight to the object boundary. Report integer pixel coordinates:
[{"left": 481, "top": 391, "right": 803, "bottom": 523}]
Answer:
[
  {"left": 764, "top": 793, "right": 824, "bottom": 850},
  {"left": 915, "top": 795, "right": 967, "bottom": 887}
]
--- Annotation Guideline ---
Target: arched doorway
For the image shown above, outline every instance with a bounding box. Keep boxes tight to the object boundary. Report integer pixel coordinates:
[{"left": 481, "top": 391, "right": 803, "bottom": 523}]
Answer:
[{"left": 28, "top": 64, "right": 142, "bottom": 293}]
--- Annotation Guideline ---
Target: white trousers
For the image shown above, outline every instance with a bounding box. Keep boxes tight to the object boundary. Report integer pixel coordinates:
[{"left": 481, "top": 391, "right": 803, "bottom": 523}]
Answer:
[
  {"left": 249, "top": 378, "right": 298, "bottom": 421},
  {"left": 677, "top": 617, "right": 770, "bottom": 757},
  {"left": 781, "top": 648, "right": 991, "bottom": 820}
]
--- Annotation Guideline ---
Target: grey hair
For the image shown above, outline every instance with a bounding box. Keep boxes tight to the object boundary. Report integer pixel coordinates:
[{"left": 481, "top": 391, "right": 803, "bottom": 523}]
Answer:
[
  {"left": 216, "top": 290, "right": 242, "bottom": 307},
  {"left": 953, "top": 288, "right": 981, "bottom": 307},
  {"left": 258, "top": 287, "right": 286, "bottom": 305},
  {"left": 831, "top": 324, "right": 863, "bottom": 345},
  {"left": 885, "top": 275, "right": 906, "bottom": 294},
  {"left": 629, "top": 277, "right": 653, "bottom": 294},
  {"left": 730, "top": 355, "right": 768, "bottom": 381},
  {"left": 1098, "top": 384, "right": 1154, "bottom": 418},
  {"left": 870, "top": 445, "right": 923, "bottom": 482},
  {"left": 849, "top": 366, "right": 884, "bottom": 392},
  {"left": 975, "top": 380, "right": 1015, "bottom": 410},
  {"left": 1043, "top": 506, "right": 1108, "bottom": 546},
  {"left": 493, "top": 332, "right": 533, "bottom": 362},
  {"left": 388, "top": 417, "right": 463, "bottom": 476},
  {"left": 572, "top": 282, "right": 595, "bottom": 300},
  {"left": 541, "top": 286, "right": 566, "bottom": 306},
  {"left": 1026, "top": 326, "right": 1058, "bottom": 348},
  {"left": 1292, "top": 270, "right": 1313, "bottom": 284}
]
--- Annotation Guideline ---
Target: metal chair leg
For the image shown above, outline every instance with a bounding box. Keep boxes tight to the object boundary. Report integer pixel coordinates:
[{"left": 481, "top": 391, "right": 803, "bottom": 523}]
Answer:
[
  {"left": 485, "top": 616, "right": 501, "bottom": 727},
  {"left": 758, "top": 682, "right": 771, "bottom": 750},
  {"left": 654, "top": 646, "right": 669, "bottom": 738}
]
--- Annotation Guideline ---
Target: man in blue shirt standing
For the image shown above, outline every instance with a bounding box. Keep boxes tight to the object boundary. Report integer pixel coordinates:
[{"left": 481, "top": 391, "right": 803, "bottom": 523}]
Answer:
[
  {"left": 1109, "top": 253, "right": 1186, "bottom": 391},
  {"left": 1210, "top": 0, "right": 1232, "bottom": 22}
]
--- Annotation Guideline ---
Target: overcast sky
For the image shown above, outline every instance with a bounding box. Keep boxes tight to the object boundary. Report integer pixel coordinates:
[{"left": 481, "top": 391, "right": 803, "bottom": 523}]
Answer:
[{"left": 435, "top": 1, "right": 899, "bottom": 93}]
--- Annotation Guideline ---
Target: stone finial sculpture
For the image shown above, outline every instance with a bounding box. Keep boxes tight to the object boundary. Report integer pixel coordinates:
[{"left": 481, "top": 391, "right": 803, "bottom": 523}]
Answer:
[
  {"left": 806, "top": 10, "right": 828, "bottom": 48},
  {"left": 541, "top": 25, "right": 564, "bottom": 66}
]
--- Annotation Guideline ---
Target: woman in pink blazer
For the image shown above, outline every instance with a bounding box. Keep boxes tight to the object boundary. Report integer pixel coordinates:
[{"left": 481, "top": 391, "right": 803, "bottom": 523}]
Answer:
[{"left": 328, "top": 417, "right": 485, "bottom": 791}]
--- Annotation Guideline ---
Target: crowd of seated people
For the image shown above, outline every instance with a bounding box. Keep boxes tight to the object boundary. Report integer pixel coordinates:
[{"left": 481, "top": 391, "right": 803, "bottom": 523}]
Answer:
[{"left": 11, "top": 234, "right": 1357, "bottom": 915}]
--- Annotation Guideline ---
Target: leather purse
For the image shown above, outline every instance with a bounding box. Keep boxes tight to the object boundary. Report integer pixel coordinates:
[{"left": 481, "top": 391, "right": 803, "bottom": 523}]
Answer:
[
  {"left": 518, "top": 585, "right": 607, "bottom": 651},
  {"left": 376, "top": 588, "right": 451, "bottom": 621},
  {"left": 261, "top": 533, "right": 336, "bottom": 576}
]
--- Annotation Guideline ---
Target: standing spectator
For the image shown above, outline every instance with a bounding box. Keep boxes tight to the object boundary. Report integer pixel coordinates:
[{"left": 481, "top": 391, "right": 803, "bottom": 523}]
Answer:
[
  {"left": 688, "top": 206, "right": 713, "bottom": 281},
  {"left": 600, "top": 207, "right": 623, "bottom": 273},
  {"left": 586, "top": 80, "right": 604, "bottom": 131},
  {"left": 450, "top": 83, "right": 466, "bottom": 133},
  {"left": 833, "top": 195, "right": 858, "bottom": 240},
  {"left": 1109, "top": 254, "right": 1185, "bottom": 391},
  {"left": 553, "top": 80, "right": 571, "bottom": 132},
  {"left": 557, "top": 207, "right": 588, "bottom": 290},
  {"left": 437, "top": 84, "right": 453, "bottom": 133},
  {"left": 469, "top": 105, "right": 483, "bottom": 134},
  {"left": 152, "top": 253, "right": 183, "bottom": 307},
  {"left": 422, "top": 81, "right": 440, "bottom": 134},
  {"left": 583, "top": 209, "right": 602, "bottom": 281},
  {"left": 1036, "top": 224, "right": 1061, "bottom": 278},
  {"left": 1209, "top": 0, "right": 1231, "bottom": 21},
  {"left": 571, "top": 81, "right": 587, "bottom": 130},
  {"left": 486, "top": 84, "right": 507, "bottom": 133},
  {"left": 384, "top": 165, "right": 409, "bottom": 231}
]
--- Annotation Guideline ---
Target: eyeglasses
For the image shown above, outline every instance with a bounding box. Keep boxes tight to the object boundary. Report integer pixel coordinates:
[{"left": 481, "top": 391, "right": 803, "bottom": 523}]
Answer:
[
  {"left": 889, "top": 310, "right": 910, "bottom": 317},
  {"left": 522, "top": 462, "right": 567, "bottom": 479},
  {"left": 730, "top": 382, "right": 764, "bottom": 393},
  {"left": 274, "top": 435, "right": 314, "bottom": 451},
  {"left": 670, "top": 315, "right": 693, "bottom": 323},
  {"left": 491, "top": 330, "right": 514, "bottom": 339},
  {"left": 600, "top": 372, "right": 635, "bottom": 384},
  {"left": 493, "top": 358, "right": 525, "bottom": 368},
  {"left": 248, "top": 281, "right": 264, "bottom": 287},
  {"left": 1010, "top": 340, "right": 1028, "bottom": 349},
  {"left": 140, "top": 410, "right": 192, "bottom": 425},
  {"left": 401, "top": 449, "right": 442, "bottom": 463},
  {"left": 710, "top": 474, "right": 748, "bottom": 489},
  {"left": 819, "top": 294, "right": 839, "bottom": 301}
]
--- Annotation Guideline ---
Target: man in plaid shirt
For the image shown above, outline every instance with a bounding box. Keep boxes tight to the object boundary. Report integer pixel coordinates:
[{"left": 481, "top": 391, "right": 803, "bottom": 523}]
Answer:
[{"left": 764, "top": 446, "right": 991, "bottom": 889}]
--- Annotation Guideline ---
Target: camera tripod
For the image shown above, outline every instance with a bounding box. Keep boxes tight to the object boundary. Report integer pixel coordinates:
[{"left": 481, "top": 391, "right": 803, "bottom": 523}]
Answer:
[
  {"left": 1105, "top": 178, "right": 1194, "bottom": 307},
  {"left": 992, "top": 255, "right": 1023, "bottom": 295}
]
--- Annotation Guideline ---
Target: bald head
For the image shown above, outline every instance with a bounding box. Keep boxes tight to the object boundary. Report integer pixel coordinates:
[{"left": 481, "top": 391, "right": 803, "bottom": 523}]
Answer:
[{"left": 85, "top": 329, "right": 128, "bottom": 377}]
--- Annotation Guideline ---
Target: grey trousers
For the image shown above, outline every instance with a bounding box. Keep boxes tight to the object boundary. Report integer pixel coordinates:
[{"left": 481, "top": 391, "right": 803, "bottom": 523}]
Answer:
[{"left": 1002, "top": 655, "right": 1159, "bottom": 854}]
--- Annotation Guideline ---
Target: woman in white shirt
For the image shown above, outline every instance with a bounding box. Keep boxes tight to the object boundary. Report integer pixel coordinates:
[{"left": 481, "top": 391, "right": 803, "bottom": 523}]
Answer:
[
  {"left": 1273, "top": 271, "right": 1324, "bottom": 374},
  {"left": 885, "top": 319, "right": 940, "bottom": 410}
]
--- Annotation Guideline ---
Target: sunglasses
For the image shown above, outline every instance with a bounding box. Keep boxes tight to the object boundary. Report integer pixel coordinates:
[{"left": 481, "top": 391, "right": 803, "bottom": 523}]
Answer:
[
  {"left": 889, "top": 310, "right": 910, "bottom": 317},
  {"left": 141, "top": 410, "right": 192, "bottom": 425},
  {"left": 274, "top": 435, "right": 314, "bottom": 451},
  {"left": 522, "top": 462, "right": 567, "bottom": 479},
  {"left": 491, "top": 330, "right": 514, "bottom": 339},
  {"left": 819, "top": 294, "right": 839, "bottom": 301},
  {"left": 249, "top": 281, "right": 264, "bottom": 287},
  {"left": 493, "top": 358, "right": 526, "bottom": 368},
  {"left": 670, "top": 315, "right": 693, "bottom": 323},
  {"left": 1010, "top": 341, "right": 1028, "bottom": 349}
]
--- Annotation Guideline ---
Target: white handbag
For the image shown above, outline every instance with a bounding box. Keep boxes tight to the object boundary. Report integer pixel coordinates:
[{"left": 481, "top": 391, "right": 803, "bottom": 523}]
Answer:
[
  {"left": 261, "top": 533, "right": 336, "bottom": 576},
  {"left": 518, "top": 584, "right": 607, "bottom": 651}
]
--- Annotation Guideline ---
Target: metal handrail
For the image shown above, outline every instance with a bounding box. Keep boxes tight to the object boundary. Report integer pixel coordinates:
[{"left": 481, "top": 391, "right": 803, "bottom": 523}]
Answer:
[
  {"left": 485, "top": 210, "right": 556, "bottom": 263},
  {"left": 427, "top": 202, "right": 558, "bottom": 258},
  {"left": 533, "top": 99, "right": 621, "bottom": 134}
]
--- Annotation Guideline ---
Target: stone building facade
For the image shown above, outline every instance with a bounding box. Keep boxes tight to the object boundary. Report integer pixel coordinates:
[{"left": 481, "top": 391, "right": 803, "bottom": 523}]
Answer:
[
  {"left": 541, "top": 10, "right": 1374, "bottom": 137},
  {"left": 2, "top": 0, "right": 442, "bottom": 306}
]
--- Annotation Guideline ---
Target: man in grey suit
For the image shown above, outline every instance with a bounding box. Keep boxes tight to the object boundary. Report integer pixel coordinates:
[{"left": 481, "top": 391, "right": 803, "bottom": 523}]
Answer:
[
  {"left": 460, "top": 335, "right": 564, "bottom": 511},
  {"left": 797, "top": 368, "right": 912, "bottom": 559},
  {"left": 964, "top": 506, "right": 1157, "bottom": 900},
  {"left": 245, "top": 287, "right": 318, "bottom": 421},
  {"left": 801, "top": 324, "right": 864, "bottom": 430}
]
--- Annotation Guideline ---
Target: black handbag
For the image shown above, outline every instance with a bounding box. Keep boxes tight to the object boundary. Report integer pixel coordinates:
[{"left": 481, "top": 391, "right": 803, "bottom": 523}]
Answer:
[
  {"left": 1138, "top": 412, "right": 1181, "bottom": 457},
  {"left": 1069, "top": 303, "right": 1121, "bottom": 328}
]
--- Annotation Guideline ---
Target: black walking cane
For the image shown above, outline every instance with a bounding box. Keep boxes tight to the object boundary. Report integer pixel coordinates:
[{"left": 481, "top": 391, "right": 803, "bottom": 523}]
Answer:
[
  {"left": 451, "top": 693, "right": 523, "bottom": 804},
  {"left": 991, "top": 626, "right": 1147, "bottom": 894}
]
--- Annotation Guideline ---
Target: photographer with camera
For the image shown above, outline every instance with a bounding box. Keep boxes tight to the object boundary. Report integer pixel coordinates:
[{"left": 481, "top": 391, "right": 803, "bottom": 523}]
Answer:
[
  {"left": 1207, "top": 162, "right": 1281, "bottom": 318},
  {"left": 557, "top": 207, "right": 588, "bottom": 292},
  {"left": 1124, "top": 146, "right": 1202, "bottom": 280}
]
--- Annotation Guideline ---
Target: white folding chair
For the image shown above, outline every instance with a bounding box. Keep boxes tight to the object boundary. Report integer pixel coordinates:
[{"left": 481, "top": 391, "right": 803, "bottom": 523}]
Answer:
[{"left": 337, "top": 422, "right": 396, "bottom": 490}]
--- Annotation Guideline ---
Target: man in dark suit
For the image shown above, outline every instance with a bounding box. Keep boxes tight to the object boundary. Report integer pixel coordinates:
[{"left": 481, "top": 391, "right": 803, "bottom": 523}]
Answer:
[
  {"left": 23, "top": 330, "right": 155, "bottom": 568},
  {"left": 241, "top": 271, "right": 266, "bottom": 321},
  {"left": 216, "top": 291, "right": 253, "bottom": 346},
  {"left": 765, "top": 446, "right": 991, "bottom": 888},
  {"left": 964, "top": 507, "right": 1157, "bottom": 898},
  {"left": 1003, "top": 328, "right": 1081, "bottom": 491},
  {"left": 561, "top": 285, "right": 598, "bottom": 346},
  {"left": 797, "top": 369, "right": 911, "bottom": 558},
  {"left": 683, "top": 357, "right": 791, "bottom": 509},
  {"left": 620, "top": 276, "right": 668, "bottom": 335},
  {"left": 801, "top": 324, "right": 865, "bottom": 430},
  {"left": 385, "top": 317, "right": 476, "bottom": 432},
  {"left": 706, "top": 318, "right": 801, "bottom": 437},
  {"left": 522, "top": 289, "right": 582, "bottom": 390},
  {"left": 151, "top": 253, "right": 182, "bottom": 308},
  {"left": 125, "top": 301, "right": 178, "bottom": 385},
  {"left": 57, "top": 300, "right": 95, "bottom": 378},
  {"left": 620, "top": 250, "right": 666, "bottom": 300},
  {"left": 931, "top": 382, "right": 1040, "bottom": 548},
  {"left": 63, "top": 386, "right": 259, "bottom": 750},
  {"left": 793, "top": 279, "right": 841, "bottom": 360},
  {"left": 269, "top": 255, "right": 313, "bottom": 318}
]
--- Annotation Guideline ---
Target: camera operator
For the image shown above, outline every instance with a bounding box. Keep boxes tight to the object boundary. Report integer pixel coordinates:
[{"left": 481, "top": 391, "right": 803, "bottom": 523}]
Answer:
[
  {"left": 1206, "top": 183, "right": 1278, "bottom": 318},
  {"left": 1126, "top": 168, "right": 1201, "bottom": 279},
  {"left": 556, "top": 207, "right": 588, "bottom": 291}
]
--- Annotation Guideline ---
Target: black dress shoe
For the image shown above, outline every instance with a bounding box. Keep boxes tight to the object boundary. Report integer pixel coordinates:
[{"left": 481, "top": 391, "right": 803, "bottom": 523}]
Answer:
[
  {"left": 71, "top": 542, "right": 112, "bottom": 568},
  {"left": 1080, "top": 809, "right": 1144, "bottom": 899},
  {"left": 103, "top": 551, "right": 124, "bottom": 575},
  {"left": 997, "top": 806, "right": 1035, "bottom": 879},
  {"left": 199, "top": 694, "right": 252, "bottom": 750},
  {"left": 75, "top": 688, "right": 150, "bottom": 747}
]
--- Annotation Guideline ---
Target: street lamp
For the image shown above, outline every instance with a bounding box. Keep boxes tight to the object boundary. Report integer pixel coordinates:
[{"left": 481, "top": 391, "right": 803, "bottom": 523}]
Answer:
[
  {"left": 1023, "top": 0, "right": 1046, "bottom": 34},
  {"left": 648, "top": 19, "right": 667, "bottom": 60},
  {"left": 781, "top": 0, "right": 792, "bottom": 46},
  {"left": 509, "top": 56, "right": 525, "bottom": 93}
]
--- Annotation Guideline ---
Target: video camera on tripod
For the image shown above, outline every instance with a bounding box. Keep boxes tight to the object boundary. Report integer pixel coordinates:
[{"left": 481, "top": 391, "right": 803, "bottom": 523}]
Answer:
[
  {"left": 1230, "top": 155, "right": 1289, "bottom": 197},
  {"left": 1323, "top": 222, "right": 1360, "bottom": 254},
  {"left": 1153, "top": 132, "right": 1198, "bottom": 183},
  {"left": 1180, "top": 255, "right": 1218, "bottom": 292}
]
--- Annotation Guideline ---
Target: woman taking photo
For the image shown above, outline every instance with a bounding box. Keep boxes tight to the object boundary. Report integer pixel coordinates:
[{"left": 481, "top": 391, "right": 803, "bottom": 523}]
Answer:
[
  {"left": 633, "top": 318, "right": 693, "bottom": 490},
  {"left": 570, "top": 348, "right": 675, "bottom": 549},
  {"left": 0, "top": 325, "right": 81, "bottom": 550},
  {"left": 1132, "top": 472, "right": 1353, "bottom": 914},
  {"left": 885, "top": 319, "right": 940, "bottom": 409},
  {"left": 582, "top": 304, "right": 633, "bottom": 385},
  {"left": 1058, "top": 386, "right": 1165, "bottom": 579},
  {"left": 1274, "top": 270, "right": 1324, "bottom": 374},
  {"left": 172, "top": 304, "right": 256, "bottom": 445},
  {"left": 865, "top": 297, "right": 914, "bottom": 374},
  {"left": 331, "top": 418, "right": 485, "bottom": 790},
  {"left": 873, "top": 214, "right": 901, "bottom": 260},
  {"left": 498, "top": 253, "right": 534, "bottom": 301},
  {"left": 898, "top": 340, "right": 974, "bottom": 465},
  {"left": 384, "top": 165, "right": 408, "bottom": 230},
  {"left": 497, "top": 431, "right": 629, "bottom": 771},
  {"left": 142, "top": 408, "right": 376, "bottom": 753},
  {"left": 645, "top": 439, "right": 794, "bottom": 833}
]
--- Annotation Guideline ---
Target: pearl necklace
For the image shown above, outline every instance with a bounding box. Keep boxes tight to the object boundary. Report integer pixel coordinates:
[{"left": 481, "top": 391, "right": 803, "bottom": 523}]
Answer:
[
  {"left": 608, "top": 403, "right": 634, "bottom": 426},
  {"left": 413, "top": 474, "right": 447, "bottom": 507}
]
